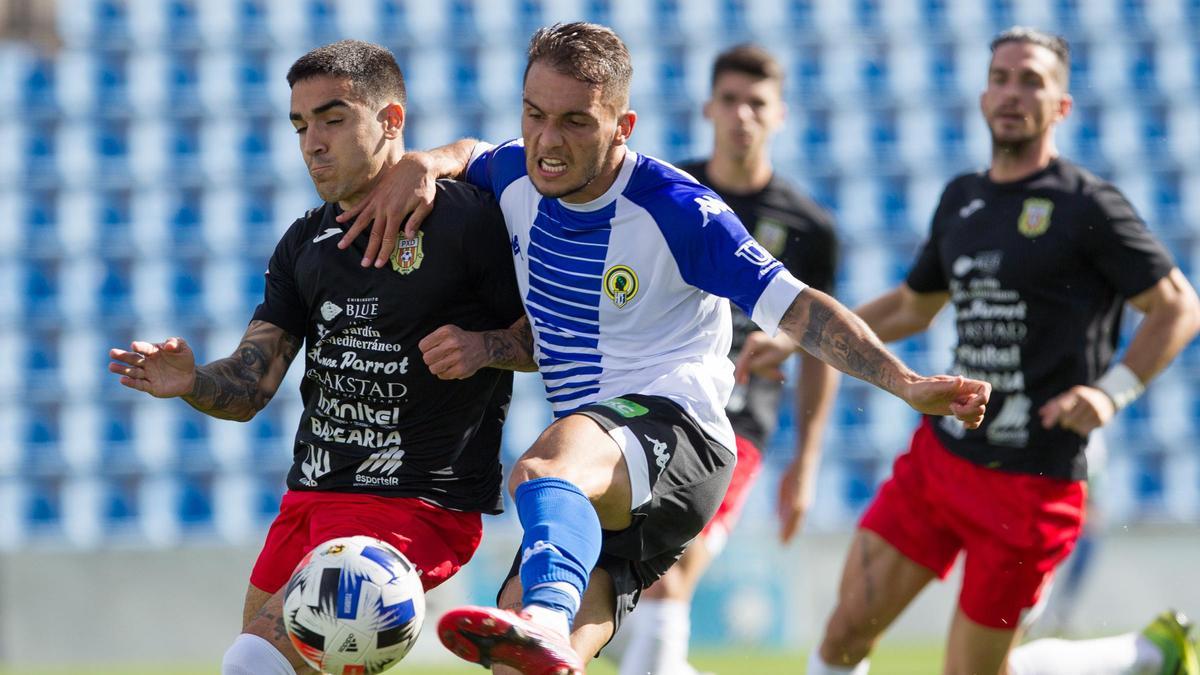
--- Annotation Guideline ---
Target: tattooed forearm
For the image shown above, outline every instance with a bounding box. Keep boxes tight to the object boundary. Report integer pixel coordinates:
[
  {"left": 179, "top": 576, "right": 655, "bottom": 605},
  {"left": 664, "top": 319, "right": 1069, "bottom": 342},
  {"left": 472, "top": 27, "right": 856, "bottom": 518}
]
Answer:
[
  {"left": 782, "top": 290, "right": 912, "bottom": 398},
  {"left": 484, "top": 316, "right": 537, "bottom": 372},
  {"left": 183, "top": 320, "right": 301, "bottom": 421}
]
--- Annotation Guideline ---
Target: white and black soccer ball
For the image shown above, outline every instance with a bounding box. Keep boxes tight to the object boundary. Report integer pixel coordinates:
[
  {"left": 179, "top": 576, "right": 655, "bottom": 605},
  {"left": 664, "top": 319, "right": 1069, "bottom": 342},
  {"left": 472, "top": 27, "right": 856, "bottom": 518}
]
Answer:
[{"left": 283, "top": 536, "right": 425, "bottom": 675}]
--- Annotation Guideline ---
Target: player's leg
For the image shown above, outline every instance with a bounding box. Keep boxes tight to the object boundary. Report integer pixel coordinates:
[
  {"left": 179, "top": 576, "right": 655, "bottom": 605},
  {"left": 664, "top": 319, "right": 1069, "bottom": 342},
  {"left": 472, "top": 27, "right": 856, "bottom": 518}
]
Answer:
[
  {"left": 1007, "top": 610, "right": 1198, "bottom": 675},
  {"left": 812, "top": 529, "right": 937, "bottom": 673},
  {"left": 813, "top": 423, "right": 961, "bottom": 673},
  {"left": 943, "top": 608, "right": 1021, "bottom": 675},
  {"left": 618, "top": 436, "right": 763, "bottom": 675},
  {"left": 224, "top": 585, "right": 318, "bottom": 675},
  {"left": 439, "top": 395, "right": 735, "bottom": 674}
]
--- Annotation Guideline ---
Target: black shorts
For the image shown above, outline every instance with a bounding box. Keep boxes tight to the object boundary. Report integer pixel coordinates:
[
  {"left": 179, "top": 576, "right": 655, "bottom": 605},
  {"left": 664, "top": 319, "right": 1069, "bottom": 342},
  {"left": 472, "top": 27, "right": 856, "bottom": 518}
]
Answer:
[{"left": 501, "top": 393, "right": 736, "bottom": 635}]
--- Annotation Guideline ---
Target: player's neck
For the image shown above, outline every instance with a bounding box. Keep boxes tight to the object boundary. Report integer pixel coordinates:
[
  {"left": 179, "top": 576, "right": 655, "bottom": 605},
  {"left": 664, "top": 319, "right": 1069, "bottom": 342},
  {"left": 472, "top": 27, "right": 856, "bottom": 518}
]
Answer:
[
  {"left": 988, "top": 139, "right": 1057, "bottom": 183},
  {"left": 341, "top": 146, "right": 406, "bottom": 211},
  {"left": 705, "top": 152, "right": 773, "bottom": 195}
]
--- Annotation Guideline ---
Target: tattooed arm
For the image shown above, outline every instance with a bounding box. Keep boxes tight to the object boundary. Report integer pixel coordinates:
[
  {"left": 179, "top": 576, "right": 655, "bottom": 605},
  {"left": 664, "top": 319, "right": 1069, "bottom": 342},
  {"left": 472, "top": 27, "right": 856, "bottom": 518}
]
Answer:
[
  {"left": 108, "top": 320, "right": 302, "bottom": 422},
  {"left": 420, "top": 315, "right": 537, "bottom": 380},
  {"left": 778, "top": 288, "right": 990, "bottom": 428}
]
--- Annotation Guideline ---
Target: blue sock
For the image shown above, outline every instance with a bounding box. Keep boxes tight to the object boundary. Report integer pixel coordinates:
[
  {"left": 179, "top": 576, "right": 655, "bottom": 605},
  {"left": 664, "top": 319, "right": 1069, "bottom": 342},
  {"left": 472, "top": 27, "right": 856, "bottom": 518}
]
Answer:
[{"left": 514, "top": 477, "right": 602, "bottom": 625}]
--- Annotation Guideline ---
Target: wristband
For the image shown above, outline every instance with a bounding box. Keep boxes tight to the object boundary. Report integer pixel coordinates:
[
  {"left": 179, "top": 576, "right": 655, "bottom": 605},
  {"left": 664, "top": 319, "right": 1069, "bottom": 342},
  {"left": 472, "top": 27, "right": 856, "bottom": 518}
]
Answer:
[{"left": 1094, "top": 363, "right": 1144, "bottom": 410}]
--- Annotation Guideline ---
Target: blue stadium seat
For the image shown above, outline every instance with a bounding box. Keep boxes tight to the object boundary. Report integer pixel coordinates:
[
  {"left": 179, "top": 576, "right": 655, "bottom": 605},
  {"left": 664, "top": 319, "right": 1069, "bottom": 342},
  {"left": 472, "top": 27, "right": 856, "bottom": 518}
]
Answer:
[
  {"left": 165, "top": 0, "right": 203, "bottom": 48},
  {"left": 24, "top": 478, "right": 63, "bottom": 534},
  {"left": 176, "top": 472, "right": 215, "bottom": 528},
  {"left": 451, "top": 47, "right": 482, "bottom": 104},
  {"left": 93, "top": 0, "right": 132, "bottom": 48},
  {"left": 171, "top": 259, "right": 206, "bottom": 320},
  {"left": 237, "top": 0, "right": 273, "bottom": 47},
  {"left": 23, "top": 56, "right": 58, "bottom": 117},
  {"left": 95, "top": 53, "right": 129, "bottom": 111},
  {"left": 308, "top": 0, "right": 343, "bottom": 45},
  {"left": 24, "top": 262, "right": 60, "bottom": 324},
  {"left": 237, "top": 49, "right": 272, "bottom": 113},
  {"left": 22, "top": 404, "right": 62, "bottom": 476},
  {"left": 100, "top": 402, "right": 141, "bottom": 475},
  {"left": 167, "top": 51, "right": 203, "bottom": 110},
  {"left": 101, "top": 475, "right": 140, "bottom": 532},
  {"left": 24, "top": 120, "right": 59, "bottom": 185},
  {"left": 98, "top": 258, "right": 133, "bottom": 318}
]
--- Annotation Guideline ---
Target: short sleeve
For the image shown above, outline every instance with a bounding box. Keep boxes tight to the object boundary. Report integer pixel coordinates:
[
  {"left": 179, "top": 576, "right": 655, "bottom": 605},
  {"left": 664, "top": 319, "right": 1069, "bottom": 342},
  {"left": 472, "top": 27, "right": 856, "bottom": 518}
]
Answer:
[
  {"left": 464, "top": 139, "right": 528, "bottom": 198},
  {"left": 458, "top": 192, "right": 525, "bottom": 324},
  {"left": 1080, "top": 183, "right": 1175, "bottom": 298},
  {"left": 778, "top": 212, "right": 838, "bottom": 294},
  {"left": 905, "top": 185, "right": 955, "bottom": 293},
  {"left": 251, "top": 220, "right": 307, "bottom": 338},
  {"left": 626, "top": 178, "right": 807, "bottom": 334}
]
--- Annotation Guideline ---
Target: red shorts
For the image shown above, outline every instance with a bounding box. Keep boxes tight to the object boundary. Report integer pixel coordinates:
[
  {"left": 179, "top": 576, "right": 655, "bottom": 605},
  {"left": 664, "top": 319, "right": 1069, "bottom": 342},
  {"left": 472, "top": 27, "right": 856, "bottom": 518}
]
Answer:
[
  {"left": 250, "top": 491, "right": 483, "bottom": 594},
  {"left": 700, "top": 434, "right": 764, "bottom": 551},
  {"left": 860, "top": 420, "right": 1086, "bottom": 629}
]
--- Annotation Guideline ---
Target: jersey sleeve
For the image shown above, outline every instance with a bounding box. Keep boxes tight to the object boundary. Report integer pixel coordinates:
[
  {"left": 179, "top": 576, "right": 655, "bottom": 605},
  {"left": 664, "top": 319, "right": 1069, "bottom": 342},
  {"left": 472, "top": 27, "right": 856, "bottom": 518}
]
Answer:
[
  {"left": 905, "top": 183, "right": 956, "bottom": 293},
  {"left": 251, "top": 219, "right": 308, "bottom": 339},
  {"left": 458, "top": 190, "right": 526, "bottom": 324},
  {"left": 1080, "top": 183, "right": 1176, "bottom": 298},
  {"left": 464, "top": 139, "right": 528, "bottom": 198},
  {"left": 628, "top": 178, "right": 807, "bottom": 335},
  {"left": 779, "top": 210, "right": 839, "bottom": 294}
]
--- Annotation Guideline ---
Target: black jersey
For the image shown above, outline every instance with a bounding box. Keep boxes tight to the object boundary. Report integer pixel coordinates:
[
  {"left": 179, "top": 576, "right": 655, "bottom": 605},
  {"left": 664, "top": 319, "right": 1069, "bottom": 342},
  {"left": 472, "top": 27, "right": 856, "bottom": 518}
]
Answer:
[
  {"left": 679, "top": 161, "right": 839, "bottom": 449},
  {"left": 908, "top": 158, "right": 1174, "bottom": 480},
  {"left": 252, "top": 180, "right": 525, "bottom": 513}
]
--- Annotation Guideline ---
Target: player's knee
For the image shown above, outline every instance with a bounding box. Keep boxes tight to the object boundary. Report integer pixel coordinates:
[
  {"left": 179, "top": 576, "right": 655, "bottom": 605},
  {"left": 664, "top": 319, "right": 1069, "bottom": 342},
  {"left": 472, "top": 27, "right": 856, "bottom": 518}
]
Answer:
[{"left": 221, "top": 633, "right": 296, "bottom": 675}]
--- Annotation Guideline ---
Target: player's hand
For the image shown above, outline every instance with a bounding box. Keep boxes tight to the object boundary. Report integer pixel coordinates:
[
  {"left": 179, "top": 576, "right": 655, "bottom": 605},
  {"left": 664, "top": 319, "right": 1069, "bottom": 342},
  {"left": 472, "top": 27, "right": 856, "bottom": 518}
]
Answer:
[
  {"left": 777, "top": 455, "right": 817, "bottom": 544},
  {"left": 419, "top": 325, "right": 489, "bottom": 380},
  {"left": 335, "top": 151, "right": 438, "bottom": 268},
  {"left": 733, "top": 331, "right": 796, "bottom": 385},
  {"left": 107, "top": 338, "right": 196, "bottom": 398},
  {"left": 902, "top": 375, "right": 991, "bottom": 429},
  {"left": 1038, "top": 385, "right": 1116, "bottom": 436}
]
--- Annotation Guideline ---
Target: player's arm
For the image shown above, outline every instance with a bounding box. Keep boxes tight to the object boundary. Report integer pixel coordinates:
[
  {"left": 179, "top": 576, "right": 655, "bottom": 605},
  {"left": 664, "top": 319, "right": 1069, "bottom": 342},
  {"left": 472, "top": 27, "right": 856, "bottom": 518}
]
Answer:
[
  {"left": 419, "top": 315, "right": 537, "bottom": 380},
  {"left": 854, "top": 284, "right": 950, "bottom": 343},
  {"left": 335, "top": 139, "right": 479, "bottom": 266},
  {"left": 777, "top": 287, "right": 989, "bottom": 428},
  {"left": 108, "top": 320, "right": 301, "bottom": 422},
  {"left": 776, "top": 351, "right": 839, "bottom": 543},
  {"left": 1040, "top": 268, "right": 1200, "bottom": 434}
]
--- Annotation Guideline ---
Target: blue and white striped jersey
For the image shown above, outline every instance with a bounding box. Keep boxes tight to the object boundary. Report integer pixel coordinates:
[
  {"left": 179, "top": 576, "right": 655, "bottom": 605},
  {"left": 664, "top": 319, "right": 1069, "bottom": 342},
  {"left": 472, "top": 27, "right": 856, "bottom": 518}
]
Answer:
[{"left": 466, "top": 140, "right": 807, "bottom": 450}]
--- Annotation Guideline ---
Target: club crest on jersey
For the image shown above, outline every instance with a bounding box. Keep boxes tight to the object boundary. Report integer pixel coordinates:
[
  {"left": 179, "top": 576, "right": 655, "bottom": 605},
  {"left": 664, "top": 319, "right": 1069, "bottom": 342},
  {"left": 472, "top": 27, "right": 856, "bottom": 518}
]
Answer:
[
  {"left": 754, "top": 218, "right": 788, "bottom": 257},
  {"left": 390, "top": 232, "right": 425, "bottom": 274},
  {"left": 603, "top": 265, "right": 639, "bottom": 308},
  {"left": 1018, "top": 198, "right": 1054, "bottom": 238}
]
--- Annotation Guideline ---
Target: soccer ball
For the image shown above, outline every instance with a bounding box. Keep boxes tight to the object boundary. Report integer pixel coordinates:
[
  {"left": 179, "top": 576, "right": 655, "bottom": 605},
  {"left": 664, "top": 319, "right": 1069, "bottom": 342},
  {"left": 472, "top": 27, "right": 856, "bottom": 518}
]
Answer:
[{"left": 283, "top": 536, "right": 425, "bottom": 675}]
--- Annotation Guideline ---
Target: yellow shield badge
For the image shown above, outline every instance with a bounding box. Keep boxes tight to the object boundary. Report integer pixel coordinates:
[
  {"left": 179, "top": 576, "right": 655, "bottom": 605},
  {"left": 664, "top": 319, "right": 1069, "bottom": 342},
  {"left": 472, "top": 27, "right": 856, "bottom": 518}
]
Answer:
[
  {"left": 603, "top": 265, "right": 639, "bottom": 309},
  {"left": 390, "top": 232, "right": 425, "bottom": 274},
  {"left": 1018, "top": 198, "right": 1054, "bottom": 238}
]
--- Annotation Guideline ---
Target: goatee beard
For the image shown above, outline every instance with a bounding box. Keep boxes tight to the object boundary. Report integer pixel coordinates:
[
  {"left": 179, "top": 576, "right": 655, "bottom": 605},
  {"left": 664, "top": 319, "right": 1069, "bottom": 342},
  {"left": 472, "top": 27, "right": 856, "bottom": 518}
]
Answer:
[{"left": 992, "top": 135, "right": 1035, "bottom": 158}]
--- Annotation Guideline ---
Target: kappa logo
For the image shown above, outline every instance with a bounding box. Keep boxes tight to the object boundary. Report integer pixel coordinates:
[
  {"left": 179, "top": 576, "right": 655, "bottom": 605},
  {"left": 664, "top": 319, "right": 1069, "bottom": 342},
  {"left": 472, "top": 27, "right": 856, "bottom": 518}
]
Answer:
[
  {"left": 645, "top": 435, "right": 671, "bottom": 471},
  {"left": 694, "top": 194, "right": 734, "bottom": 227},
  {"left": 300, "top": 442, "right": 332, "bottom": 486},
  {"left": 511, "top": 234, "right": 522, "bottom": 258},
  {"left": 338, "top": 634, "right": 359, "bottom": 653},
  {"left": 320, "top": 301, "right": 343, "bottom": 322},
  {"left": 313, "top": 227, "right": 342, "bottom": 243},
  {"left": 521, "top": 540, "right": 561, "bottom": 566},
  {"left": 357, "top": 448, "right": 406, "bottom": 476}
]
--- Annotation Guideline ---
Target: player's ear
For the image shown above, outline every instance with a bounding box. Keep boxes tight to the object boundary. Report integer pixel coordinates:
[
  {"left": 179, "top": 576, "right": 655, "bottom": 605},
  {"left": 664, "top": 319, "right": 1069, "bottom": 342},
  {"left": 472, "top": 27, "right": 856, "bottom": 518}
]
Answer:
[
  {"left": 1055, "top": 91, "right": 1073, "bottom": 124},
  {"left": 702, "top": 98, "right": 714, "bottom": 120},
  {"left": 613, "top": 110, "right": 636, "bottom": 147},
  {"left": 380, "top": 103, "right": 405, "bottom": 139}
]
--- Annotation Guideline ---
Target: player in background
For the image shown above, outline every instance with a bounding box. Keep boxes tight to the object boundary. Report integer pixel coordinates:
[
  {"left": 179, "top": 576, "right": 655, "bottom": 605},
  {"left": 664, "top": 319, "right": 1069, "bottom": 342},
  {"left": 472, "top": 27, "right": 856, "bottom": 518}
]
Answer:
[
  {"left": 759, "top": 27, "right": 1200, "bottom": 675},
  {"left": 614, "top": 43, "right": 840, "bottom": 675},
  {"left": 338, "top": 22, "right": 990, "bottom": 675},
  {"left": 107, "top": 40, "right": 534, "bottom": 675}
]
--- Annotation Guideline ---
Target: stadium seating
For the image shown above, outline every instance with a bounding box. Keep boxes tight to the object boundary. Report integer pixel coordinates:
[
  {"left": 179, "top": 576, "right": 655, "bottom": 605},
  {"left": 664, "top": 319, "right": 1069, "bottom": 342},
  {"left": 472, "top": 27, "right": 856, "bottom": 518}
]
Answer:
[{"left": 1, "top": 0, "right": 1197, "bottom": 548}]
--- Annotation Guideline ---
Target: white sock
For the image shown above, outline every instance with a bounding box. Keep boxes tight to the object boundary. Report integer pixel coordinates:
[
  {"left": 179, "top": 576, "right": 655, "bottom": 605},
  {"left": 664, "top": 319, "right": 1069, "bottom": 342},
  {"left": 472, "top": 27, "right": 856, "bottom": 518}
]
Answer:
[
  {"left": 1007, "top": 633, "right": 1163, "bottom": 675},
  {"left": 619, "top": 599, "right": 696, "bottom": 675},
  {"left": 807, "top": 649, "right": 870, "bottom": 675},
  {"left": 222, "top": 633, "right": 296, "bottom": 675},
  {"left": 525, "top": 603, "right": 571, "bottom": 639}
]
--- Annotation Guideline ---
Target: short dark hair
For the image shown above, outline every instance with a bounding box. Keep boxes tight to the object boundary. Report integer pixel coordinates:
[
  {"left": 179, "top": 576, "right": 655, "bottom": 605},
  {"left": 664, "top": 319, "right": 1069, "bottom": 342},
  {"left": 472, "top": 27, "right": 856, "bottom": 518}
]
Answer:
[
  {"left": 711, "top": 43, "right": 784, "bottom": 88},
  {"left": 524, "top": 22, "right": 633, "bottom": 106},
  {"left": 287, "top": 39, "right": 406, "bottom": 107},
  {"left": 990, "top": 27, "right": 1070, "bottom": 88}
]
